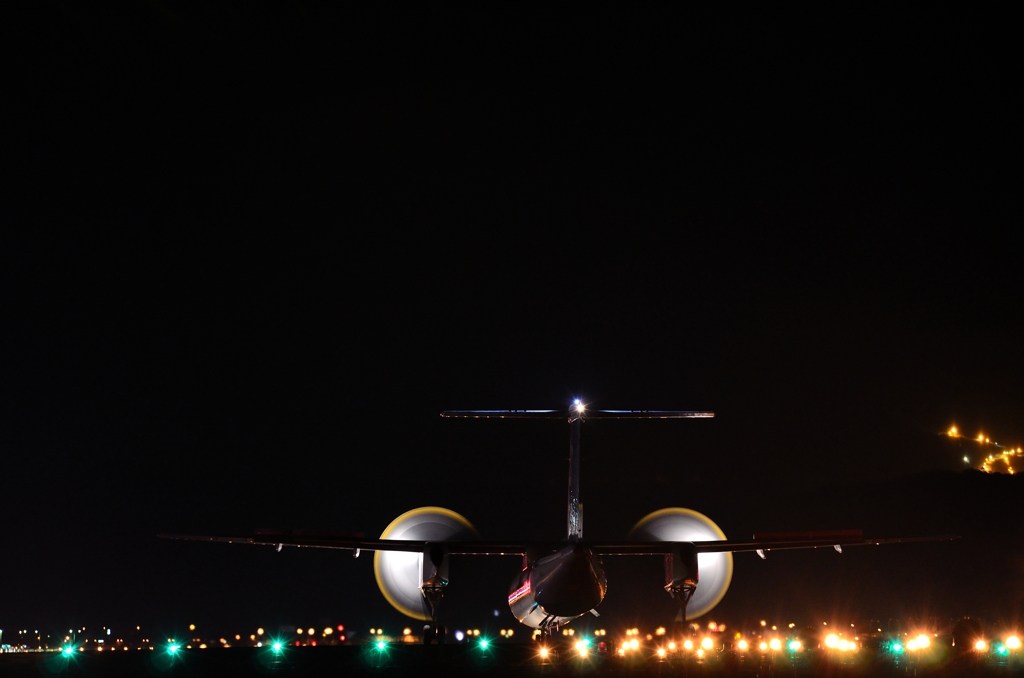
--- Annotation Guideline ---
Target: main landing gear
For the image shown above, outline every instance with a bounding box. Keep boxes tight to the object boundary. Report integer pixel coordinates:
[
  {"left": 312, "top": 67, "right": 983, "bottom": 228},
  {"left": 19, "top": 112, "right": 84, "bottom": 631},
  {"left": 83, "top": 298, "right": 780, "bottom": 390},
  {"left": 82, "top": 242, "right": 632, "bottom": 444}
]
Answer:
[
  {"left": 421, "top": 575, "right": 447, "bottom": 645},
  {"left": 665, "top": 543, "right": 699, "bottom": 624},
  {"left": 422, "top": 623, "right": 446, "bottom": 645}
]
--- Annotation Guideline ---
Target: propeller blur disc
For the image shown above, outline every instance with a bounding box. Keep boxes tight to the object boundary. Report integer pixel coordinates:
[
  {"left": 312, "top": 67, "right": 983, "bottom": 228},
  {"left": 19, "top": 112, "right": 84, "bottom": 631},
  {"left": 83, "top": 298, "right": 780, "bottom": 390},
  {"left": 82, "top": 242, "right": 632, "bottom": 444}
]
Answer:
[
  {"left": 630, "top": 507, "right": 733, "bottom": 618},
  {"left": 373, "top": 506, "right": 477, "bottom": 619}
]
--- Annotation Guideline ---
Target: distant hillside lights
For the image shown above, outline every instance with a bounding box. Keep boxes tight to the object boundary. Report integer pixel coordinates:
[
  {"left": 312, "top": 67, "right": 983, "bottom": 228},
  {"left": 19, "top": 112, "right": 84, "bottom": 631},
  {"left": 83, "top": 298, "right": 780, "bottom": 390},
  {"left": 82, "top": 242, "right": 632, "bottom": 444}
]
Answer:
[{"left": 947, "top": 426, "right": 1021, "bottom": 474}]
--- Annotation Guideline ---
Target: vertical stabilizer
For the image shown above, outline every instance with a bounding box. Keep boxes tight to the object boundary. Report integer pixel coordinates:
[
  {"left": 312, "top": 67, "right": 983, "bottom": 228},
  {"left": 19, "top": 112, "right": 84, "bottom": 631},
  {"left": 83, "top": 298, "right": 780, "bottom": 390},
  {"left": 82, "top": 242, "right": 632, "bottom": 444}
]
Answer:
[
  {"left": 439, "top": 401, "right": 713, "bottom": 543},
  {"left": 567, "top": 401, "right": 584, "bottom": 541}
]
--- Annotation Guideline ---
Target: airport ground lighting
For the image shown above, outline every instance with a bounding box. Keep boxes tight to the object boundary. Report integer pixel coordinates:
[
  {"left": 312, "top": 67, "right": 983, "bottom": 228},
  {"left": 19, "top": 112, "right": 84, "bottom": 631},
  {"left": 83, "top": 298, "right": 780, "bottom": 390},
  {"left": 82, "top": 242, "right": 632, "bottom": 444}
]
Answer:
[{"left": 947, "top": 425, "right": 1022, "bottom": 473}]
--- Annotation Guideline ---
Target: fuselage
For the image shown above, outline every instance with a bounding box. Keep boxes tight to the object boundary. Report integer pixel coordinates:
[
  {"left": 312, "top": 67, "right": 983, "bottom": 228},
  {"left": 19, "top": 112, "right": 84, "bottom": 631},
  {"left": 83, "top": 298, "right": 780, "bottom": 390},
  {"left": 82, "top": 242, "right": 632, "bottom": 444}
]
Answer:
[{"left": 507, "top": 542, "right": 607, "bottom": 629}]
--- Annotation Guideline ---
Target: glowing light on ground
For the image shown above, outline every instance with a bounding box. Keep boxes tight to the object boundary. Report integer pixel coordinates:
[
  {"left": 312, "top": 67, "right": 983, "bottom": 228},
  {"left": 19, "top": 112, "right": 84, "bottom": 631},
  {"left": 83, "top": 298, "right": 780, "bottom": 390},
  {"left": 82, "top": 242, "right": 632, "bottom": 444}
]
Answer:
[{"left": 947, "top": 425, "right": 1021, "bottom": 473}]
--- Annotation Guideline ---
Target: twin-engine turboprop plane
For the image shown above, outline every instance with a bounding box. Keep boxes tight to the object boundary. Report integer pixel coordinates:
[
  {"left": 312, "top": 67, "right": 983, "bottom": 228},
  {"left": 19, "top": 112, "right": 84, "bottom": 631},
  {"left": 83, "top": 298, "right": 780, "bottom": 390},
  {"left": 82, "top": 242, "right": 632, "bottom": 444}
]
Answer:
[{"left": 160, "top": 399, "right": 957, "bottom": 642}]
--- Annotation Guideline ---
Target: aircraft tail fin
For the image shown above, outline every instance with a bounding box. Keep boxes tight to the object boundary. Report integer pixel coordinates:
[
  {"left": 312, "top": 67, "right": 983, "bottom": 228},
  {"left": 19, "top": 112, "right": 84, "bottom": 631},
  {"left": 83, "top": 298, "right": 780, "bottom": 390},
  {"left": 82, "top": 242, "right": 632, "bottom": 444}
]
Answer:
[
  {"left": 568, "top": 405, "right": 582, "bottom": 540},
  {"left": 441, "top": 401, "right": 713, "bottom": 544}
]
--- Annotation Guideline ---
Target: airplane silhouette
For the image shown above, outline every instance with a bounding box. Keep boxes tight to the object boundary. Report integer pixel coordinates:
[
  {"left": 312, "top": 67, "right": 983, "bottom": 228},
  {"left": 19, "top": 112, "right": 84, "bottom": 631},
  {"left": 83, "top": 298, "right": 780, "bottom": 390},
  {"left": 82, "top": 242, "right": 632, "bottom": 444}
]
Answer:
[{"left": 160, "top": 398, "right": 957, "bottom": 643}]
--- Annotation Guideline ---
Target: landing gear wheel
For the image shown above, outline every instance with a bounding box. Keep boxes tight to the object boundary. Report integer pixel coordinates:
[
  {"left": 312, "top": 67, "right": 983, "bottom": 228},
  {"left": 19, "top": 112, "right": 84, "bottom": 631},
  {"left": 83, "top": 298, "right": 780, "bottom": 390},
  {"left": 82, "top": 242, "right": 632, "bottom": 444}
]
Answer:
[{"left": 422, "top": 624, "right": 446, "bottom": 645}]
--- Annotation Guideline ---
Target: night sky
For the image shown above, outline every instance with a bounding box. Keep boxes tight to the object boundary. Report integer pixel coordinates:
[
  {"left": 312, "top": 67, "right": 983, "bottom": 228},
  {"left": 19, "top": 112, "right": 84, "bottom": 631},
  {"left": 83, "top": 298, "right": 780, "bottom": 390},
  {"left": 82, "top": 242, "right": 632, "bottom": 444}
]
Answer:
[{"left": 5, "top": 4, "right": 1021, "bottom": 640}]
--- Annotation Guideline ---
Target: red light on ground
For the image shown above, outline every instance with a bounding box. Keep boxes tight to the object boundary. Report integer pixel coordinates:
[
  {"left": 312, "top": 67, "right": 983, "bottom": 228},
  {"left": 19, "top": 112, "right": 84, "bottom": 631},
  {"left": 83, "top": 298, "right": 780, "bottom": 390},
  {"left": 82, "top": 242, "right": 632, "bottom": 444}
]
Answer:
[
  {"left": 337, "top": 625, "right": 344, "bottom": 632},
  {"left": 310, "top": 640, "right": 317, "bottom": 647},
  {"left": 294, "top": 641, "right": 301, "bottom": 647}
]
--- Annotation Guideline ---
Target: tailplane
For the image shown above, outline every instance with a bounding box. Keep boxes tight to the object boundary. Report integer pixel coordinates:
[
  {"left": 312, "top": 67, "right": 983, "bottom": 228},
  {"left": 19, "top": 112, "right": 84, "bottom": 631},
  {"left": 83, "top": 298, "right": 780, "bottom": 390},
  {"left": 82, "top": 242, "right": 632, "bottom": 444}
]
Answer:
[{"left": 441, "top": 400, "right": 714, "bottom": 545}]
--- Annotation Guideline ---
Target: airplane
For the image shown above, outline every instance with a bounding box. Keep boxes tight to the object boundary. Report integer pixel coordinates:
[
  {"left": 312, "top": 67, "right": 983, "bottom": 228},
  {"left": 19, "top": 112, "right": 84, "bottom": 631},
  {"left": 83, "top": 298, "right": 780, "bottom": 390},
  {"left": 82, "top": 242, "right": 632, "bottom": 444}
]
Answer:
[{"left": 160, "top": 398, "right": 958, "bottom": 643}]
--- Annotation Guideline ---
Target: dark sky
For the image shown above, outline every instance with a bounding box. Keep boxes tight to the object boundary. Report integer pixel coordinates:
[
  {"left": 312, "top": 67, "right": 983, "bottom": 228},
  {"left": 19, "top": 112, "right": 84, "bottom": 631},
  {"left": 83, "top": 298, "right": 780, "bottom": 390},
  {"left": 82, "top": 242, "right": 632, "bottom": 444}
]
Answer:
[{"left": 4, "top": 4, "right": 1021, "bottom": 639}]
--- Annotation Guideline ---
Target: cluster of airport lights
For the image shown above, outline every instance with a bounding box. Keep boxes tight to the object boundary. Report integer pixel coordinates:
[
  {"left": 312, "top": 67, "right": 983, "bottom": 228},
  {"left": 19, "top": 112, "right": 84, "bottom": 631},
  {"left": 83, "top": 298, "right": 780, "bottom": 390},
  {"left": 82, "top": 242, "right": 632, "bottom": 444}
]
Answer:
[
  {"left": 44, "top": 624, "right": 350, "bottom": 655},
  {"left": 948, "top": 426, "right": 1022, "bottom": 474},
  {"left": 25, "top": 620, "right": 1023, "bottom": 665},
  {"left": 888, "top": 632, "right": 1021, "bottom": 656},
  {"left": 206, "top": 626, "right": 1022, "bottom": 663},
  {"left": 610, "top": 622, "right": 805, "bottom": 661},
  {"left": 531, "top": 621, "right": 822, "bottom": 663}
]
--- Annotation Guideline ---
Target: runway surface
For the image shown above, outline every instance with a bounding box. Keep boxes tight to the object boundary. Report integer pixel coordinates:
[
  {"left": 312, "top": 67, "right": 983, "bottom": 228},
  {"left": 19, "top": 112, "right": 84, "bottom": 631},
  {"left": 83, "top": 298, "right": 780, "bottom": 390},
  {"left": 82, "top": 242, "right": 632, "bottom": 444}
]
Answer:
[{"left": 2, "top": 644, "right": 1020, "bottom": 677}]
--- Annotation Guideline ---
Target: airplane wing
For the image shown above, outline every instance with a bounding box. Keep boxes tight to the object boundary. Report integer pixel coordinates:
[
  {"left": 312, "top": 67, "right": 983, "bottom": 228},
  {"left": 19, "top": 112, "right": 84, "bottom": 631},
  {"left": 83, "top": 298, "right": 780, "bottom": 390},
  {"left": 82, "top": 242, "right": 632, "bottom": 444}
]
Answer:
[
  {"left": 158, "top": 532, "right": 528, "bottom": 556},
  {"left": 592, "top": 530, "right": 959, "bottom": 555},
  {"left": 160, "top": 528, "right": 957, "bottom": 556}
]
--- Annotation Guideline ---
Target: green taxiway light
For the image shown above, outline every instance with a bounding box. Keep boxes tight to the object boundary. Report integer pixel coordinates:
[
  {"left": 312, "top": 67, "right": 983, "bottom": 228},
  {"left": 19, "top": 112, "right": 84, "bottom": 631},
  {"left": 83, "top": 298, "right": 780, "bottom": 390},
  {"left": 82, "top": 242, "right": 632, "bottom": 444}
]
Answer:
[
  {"left": 891, "top": 643, "right": 903, "bottom": 654},
  {"left": 271, "top": 641, "right": 283, "bottom": 653},
  {"left": 996, "top": 644, "right": 1009, "bottom": 656},
  {"left": 167, "top": 644, "right": 180, "bottom": 655},
  {"left": 62, "top": 647, "right": 74, "bottom": 657},
  {"left": 478, "top": 639, "right": 490, "bottom": 649},
  {"left": 375, "top": 640, "right": 386, "bottom": 650}
]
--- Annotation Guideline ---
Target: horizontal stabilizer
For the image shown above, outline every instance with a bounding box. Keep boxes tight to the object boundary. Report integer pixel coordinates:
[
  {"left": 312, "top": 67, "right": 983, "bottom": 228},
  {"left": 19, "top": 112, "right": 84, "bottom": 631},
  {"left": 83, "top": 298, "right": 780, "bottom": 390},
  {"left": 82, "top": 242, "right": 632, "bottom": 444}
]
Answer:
[
  {"left": 441, "top": 409, "right": 714, "bottom": 419},
  {"left": 591, "top": 410, "right": 714, "bottom": 419},
  {"left": 441, "top": 410, "right": 561, "bottom": 418}
]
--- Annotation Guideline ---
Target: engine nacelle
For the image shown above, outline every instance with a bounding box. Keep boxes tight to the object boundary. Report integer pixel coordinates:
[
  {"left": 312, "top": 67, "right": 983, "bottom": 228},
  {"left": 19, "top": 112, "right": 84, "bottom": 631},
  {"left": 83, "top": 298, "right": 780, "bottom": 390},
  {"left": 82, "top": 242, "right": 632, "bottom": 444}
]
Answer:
[
  {"left": 373, "top": 506, "right": 477, "bottom": 620},
  {"left": 630, "top": 507, "right": 733, "bottom": 618}
]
